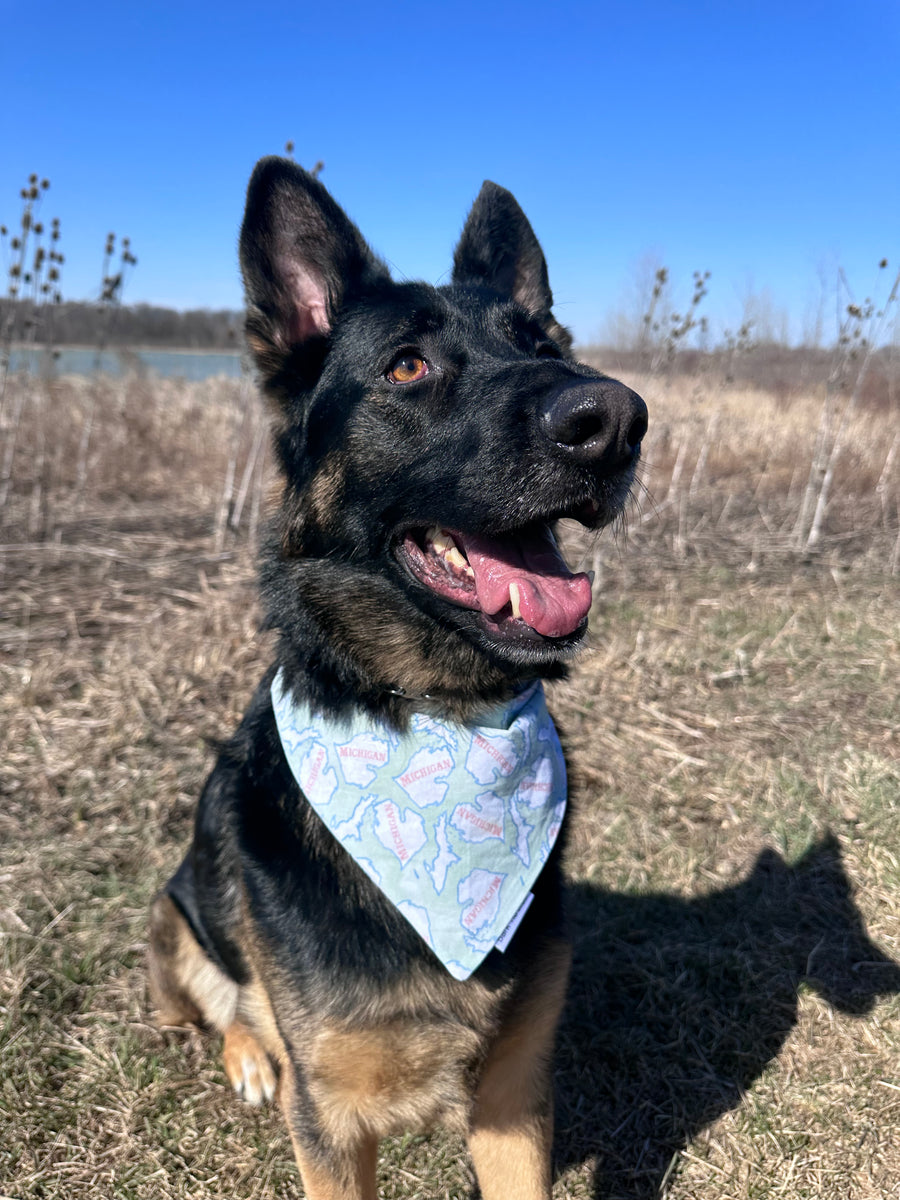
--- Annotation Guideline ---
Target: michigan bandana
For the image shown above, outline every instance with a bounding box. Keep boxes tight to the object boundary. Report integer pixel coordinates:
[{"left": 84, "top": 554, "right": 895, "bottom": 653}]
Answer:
[{"left": 271, "top": 672, "right": 567, "bottom": 980}]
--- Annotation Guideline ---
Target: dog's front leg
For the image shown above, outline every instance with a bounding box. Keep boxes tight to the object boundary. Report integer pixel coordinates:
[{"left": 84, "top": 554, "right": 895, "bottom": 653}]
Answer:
[
  {"left": 467, "top": 1041, "right": 555, "bottom": 1200},
  {"left": 279, "top": 1066, "right": 378, "bottom": 1200},
  {"left": 289, "top": 1137, "right": 378, "bottom": 1200},
  {"left": 467, "top": 942, "right": 571, "bottom": 1200},
  {"left": 469, "top": 1110, "right": 554, "bottom": 1200}
]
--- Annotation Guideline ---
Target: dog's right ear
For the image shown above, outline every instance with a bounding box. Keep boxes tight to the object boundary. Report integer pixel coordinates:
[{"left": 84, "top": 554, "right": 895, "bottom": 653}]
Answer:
[
  {"left": 239, "top": 157, "right": 390, "bottom": 382},
  {"left": 452, "top": 181, "right": 573, "bottom": 351}
]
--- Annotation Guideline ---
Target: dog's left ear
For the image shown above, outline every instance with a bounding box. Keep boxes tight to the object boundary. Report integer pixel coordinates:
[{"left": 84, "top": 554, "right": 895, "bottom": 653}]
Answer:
[
  {"left": 452, "top": 182, "right": 572, "bottom": 351},
  {"left": 240, "top": 157, "right": 391, "bottom": 384}
]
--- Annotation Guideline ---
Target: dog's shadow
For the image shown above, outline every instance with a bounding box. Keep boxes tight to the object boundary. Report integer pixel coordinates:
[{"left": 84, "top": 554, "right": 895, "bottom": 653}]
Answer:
[{"left": 553, "top": 835, "right": 900, "bottom": 1198}]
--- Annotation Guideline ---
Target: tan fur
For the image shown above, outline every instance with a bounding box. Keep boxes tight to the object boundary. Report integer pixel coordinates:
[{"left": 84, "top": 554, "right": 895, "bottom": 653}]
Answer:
[
  {"left": 308, "top": 1020, "right": 482, "bottom": 1139},
  {"left": 244, "top": 328, "right": 287, "bottom": 384},
  {"left": 467, "top": 941, "right": 572, "bottom": 1200},
  {"left": 245, "top": 331, "right": 271, "bottom": 361},
  {"left": 152, "top": 889, "right": 571, "bottom": 1198},
  {"left": 222, "top": 1021, "right": 277, "bottom": 1105},
  {"left": 148, "top": 894, "right": 238, "bottom": 1031},
  {"left": 292, "top": 1141, "right": 379, "bottom": 1200},
  {"left": 282, "top": 1066, "right": 379, "bottom": 1200},
  {"left": 238, "top": 974, "right": 291, "bottom": 1068},
  {"left": 468, "top": 1117, "right": 553, "bottom": 1200},
  {"left": 306, "top": 456, "right": 346, "bottom": 529},
  {"left": 238, "top": 932, "right": 504, "bottom": 1138},
  {"left": 279, "top": 490, "right": 306, "bottom": 554},
  {"left": 278, "top": 456, "right": 346, "bottom": 555},
  {"left": 305, "top": 583, "right": 517, "bottom": 717}
]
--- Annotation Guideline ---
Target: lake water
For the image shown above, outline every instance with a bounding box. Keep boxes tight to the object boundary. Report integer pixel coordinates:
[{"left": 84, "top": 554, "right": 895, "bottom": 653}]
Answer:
[{"left": 7, "top": 346, "right": 245, "bottom": 381}]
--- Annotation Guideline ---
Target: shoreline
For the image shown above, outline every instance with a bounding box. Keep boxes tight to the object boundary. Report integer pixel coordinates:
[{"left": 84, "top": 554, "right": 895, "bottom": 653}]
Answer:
[{"left": 7, "top": 342, "right": 242, "bottom": 356}]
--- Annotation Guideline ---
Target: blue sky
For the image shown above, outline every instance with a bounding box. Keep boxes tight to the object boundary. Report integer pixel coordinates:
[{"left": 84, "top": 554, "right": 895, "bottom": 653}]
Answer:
[{"left": 2, "top": 0, "right": 898, "bottom": 345}]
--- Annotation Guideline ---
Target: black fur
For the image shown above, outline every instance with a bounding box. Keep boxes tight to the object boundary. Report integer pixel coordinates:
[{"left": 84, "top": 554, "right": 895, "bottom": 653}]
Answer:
[
  {"left": 150, "top": 158, "right": 647, "bottom": 1197},
  {"left": 239, "top": 159, "right": 647, "bottom": 723}
]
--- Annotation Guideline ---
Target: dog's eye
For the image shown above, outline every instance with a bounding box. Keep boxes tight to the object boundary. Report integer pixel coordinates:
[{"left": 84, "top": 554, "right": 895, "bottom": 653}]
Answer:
[{"left": 387, "top": 353, "right": 429, "bottom": 384}]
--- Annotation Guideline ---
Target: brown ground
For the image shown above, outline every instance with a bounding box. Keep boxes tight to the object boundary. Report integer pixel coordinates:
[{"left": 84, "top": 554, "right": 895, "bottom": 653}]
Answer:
[{"left": 1, "top": 368, "right": 898, "bottom": 1198}]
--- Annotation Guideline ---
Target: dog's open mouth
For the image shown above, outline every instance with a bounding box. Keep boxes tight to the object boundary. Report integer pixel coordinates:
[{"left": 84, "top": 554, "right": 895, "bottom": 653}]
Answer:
[{"left": 397, "top": 524, "right": 593, "bottom": 640}]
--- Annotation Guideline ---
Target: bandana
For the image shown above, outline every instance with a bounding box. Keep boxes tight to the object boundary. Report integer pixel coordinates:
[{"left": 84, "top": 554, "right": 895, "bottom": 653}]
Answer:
[{"left": 271, "top": 671, "right": 566, "bottom": 980}]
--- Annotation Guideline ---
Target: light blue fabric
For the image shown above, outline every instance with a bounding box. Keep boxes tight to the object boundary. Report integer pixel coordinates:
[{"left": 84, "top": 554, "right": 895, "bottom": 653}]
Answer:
[{"left": 271, "top": 672, "right": 567, "bottom": 980}]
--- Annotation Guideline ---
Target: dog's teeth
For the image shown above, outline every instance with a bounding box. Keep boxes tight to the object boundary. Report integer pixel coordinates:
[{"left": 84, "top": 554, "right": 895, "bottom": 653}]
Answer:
[
  {"left": 445, "top": 546, "right": 473, "bottom": 575},
  {"left": 428, "top": 529, "right": 473, "bottom": 575},
  {"left": 509, "top": 582, "right": 522, "bottom": 619}
]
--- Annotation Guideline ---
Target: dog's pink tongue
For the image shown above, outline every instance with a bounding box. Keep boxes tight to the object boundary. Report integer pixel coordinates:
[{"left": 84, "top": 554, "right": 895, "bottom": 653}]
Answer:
[{"left": 461, "top": 528, "right": 593, "bottom": 638}]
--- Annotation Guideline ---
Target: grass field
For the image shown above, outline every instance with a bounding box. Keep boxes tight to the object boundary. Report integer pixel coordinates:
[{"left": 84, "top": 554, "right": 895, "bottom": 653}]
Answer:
[{"left": 1, "top": 366, "right": 898, "bottom": 1199}]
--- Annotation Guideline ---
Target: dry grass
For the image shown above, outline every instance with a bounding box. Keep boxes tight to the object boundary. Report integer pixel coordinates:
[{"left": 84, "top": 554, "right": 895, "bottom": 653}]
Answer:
[{"left": 1, "top": 368, "right": 898, "bottom": 1199}]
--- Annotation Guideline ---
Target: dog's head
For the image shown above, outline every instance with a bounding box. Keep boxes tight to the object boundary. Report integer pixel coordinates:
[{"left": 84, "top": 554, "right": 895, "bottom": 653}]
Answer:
[{"left": 240, "top": 158, "right": 647, "bottom": 719}]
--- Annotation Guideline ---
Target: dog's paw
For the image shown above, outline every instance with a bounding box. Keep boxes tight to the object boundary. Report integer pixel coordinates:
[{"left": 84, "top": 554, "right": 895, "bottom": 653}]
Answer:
[{"left": 222, "top": 1022, "right": 277, "bottom": 1105}]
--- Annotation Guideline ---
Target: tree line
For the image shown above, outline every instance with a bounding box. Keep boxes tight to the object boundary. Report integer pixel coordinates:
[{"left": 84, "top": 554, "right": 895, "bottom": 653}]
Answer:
[{"left": 1, "top": 298, "right": 243, "bottom": 350}]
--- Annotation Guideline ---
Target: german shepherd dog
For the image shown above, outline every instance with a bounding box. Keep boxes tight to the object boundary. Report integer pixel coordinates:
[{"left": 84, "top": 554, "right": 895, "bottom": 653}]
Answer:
[{"left": 149, "top": 158, "right": 647, "bottom": 1199}]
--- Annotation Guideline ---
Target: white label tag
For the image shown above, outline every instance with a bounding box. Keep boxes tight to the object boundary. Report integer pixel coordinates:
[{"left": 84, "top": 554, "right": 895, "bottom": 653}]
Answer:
[{"left": 494, "top": 892, "right": 534, "bottom": 952}]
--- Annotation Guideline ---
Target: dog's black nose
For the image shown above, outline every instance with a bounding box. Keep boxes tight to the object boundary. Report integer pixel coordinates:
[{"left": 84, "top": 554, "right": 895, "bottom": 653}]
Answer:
[{"left": 539, "top": 378, "right": 648, "bottom": 469}]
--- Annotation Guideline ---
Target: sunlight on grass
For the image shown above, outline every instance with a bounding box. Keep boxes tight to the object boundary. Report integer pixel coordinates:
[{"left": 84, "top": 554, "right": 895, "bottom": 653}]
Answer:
[{"left": 1, "top": 371, "right": 897, "bottom": 1198}]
